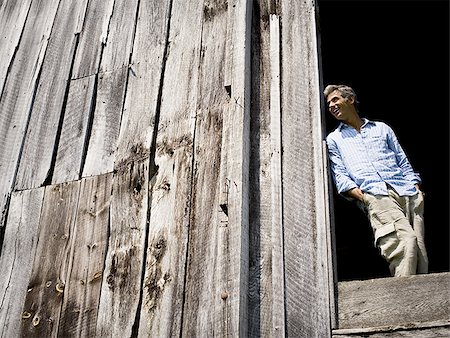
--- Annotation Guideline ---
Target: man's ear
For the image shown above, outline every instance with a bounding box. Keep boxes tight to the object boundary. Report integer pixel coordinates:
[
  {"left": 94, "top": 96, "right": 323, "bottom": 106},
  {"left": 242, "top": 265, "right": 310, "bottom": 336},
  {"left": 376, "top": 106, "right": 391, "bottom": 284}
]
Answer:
[{"left": 348, "top": 96, "right": 355, "bottom": 105}]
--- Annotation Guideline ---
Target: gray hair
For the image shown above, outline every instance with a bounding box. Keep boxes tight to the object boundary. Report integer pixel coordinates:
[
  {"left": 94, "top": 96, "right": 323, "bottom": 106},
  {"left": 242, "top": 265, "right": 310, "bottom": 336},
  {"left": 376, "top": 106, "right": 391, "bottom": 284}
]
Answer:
[{"left": 323, "top": 84, "right": 360, "bottom": 111}]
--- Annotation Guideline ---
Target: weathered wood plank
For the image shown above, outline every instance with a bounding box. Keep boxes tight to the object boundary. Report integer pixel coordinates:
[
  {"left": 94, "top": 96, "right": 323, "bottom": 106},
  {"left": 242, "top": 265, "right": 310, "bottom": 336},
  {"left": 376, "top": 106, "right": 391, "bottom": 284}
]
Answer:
[
  {"left": 20, "top": 181, "right": 81, "bottom": 337},
  {"left": 82, "top": 0, "right": 140, "bottom": 177},
  {"left": 0, "top": 0, "right": 33, "bottom": 97},
  {"left": 136, "top": 1, "right": 204, "bottom": 335},
  {"left": 95, "top": 162, "right": 149, "bottom": 337},
  {"left": 99, "top": 0, "right": 139, "bottom": 73},
  {"left": 114, "top": 0, "right": 170, "bottom": 165},
  {"left": 52, "top": 75, "right": 96, "bottom": 184},
  {"left": 0, "top": 0, "right": 60, "bottom": 225},
  {"left": 333, "top": 322, "right": 450, "bottom": 337},
  {"left": 338, "top": 272, "right": 450, "bottom": 330},
  {"left": 268, "top": 13, "right": 286, "bottom": 337},
  {"left": 14, "top": 0, "right": 89, "bottom": 190},
  {"left": 205, "top": 0, "right": 253, "bottom": 336},
  {"left": 248, "top": 1, "right": 274, "bottom": 336},
  {"left": 323, "top": 136, "right": 339, "bottom": 329},
  {"left": 0, "top": 188, "right": 45, "bottom": 338},
  {"left": 82, "top": 68, "right": 128, "bottom": 177},
  {"left": 180, "top": 0, "right": 228, "bottom": 336},
  {"left": 280, "top": 0, "right": 333, "bottom": 336},
  {"left": 58, "top": 173, "right": 113, "bottom": 337},
  {"left": 72, "top": 0, "right": 115, "bottom": 79}
]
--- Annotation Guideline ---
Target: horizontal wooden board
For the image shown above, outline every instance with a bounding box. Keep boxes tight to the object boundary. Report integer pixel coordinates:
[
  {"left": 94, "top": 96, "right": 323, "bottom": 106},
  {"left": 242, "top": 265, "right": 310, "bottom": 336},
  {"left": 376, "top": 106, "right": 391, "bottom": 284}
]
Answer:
[
  {"left": 338, "top": 272, "right": 450, "bottom": 330},
  {"left": 333, "top": 325, "right": 450, "bottom": 338}
]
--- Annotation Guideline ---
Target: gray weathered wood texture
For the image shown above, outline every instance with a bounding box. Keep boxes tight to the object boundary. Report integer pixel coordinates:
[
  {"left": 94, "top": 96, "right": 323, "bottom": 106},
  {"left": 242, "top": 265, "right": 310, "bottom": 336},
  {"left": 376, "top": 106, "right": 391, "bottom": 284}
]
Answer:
[
  {"left": 0, "top": 0, "right": 447, "bottom": 337},
  {"left": 52, "top": 76, "right": 96, "bottom": 184},
  {"left": 0, "top": 188, "right": 44, "bottom": 338},
  {"left": 280, "top": 0, "right": 333, "bottom": 336},
  {"left": 0, "top": 0, "right": 33, "bottom": 97},
  {"left": 337, "top": 273, "right": 450, "bottom": 330},
  {"left": 0, "top": 0, "right": 60, "bottom": 225},
  {"left": 14, "top": 0, "right": 89, "bottom": 190}
]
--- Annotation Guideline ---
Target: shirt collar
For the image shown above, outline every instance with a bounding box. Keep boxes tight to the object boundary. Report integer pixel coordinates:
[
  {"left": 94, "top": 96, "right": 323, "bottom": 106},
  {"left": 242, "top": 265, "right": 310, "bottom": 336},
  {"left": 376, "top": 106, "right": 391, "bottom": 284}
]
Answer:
[{"left": 337, "top": 117, "right": 374, "bottom": 131}]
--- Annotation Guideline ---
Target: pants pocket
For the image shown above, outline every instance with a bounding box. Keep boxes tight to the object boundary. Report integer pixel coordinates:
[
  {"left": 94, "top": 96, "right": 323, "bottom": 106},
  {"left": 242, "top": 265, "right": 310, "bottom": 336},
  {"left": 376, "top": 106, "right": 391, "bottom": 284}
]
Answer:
[{"left": 373, "top": 222, "right": 396, "bottom": 246}]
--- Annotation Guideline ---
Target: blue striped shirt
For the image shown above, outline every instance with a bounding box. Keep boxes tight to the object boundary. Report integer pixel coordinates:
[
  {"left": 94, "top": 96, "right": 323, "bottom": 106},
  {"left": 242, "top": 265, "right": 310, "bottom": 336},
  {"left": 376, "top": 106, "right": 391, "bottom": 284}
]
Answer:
[{"left": 326, "top": 118, "right": 421, "bottom": 196}]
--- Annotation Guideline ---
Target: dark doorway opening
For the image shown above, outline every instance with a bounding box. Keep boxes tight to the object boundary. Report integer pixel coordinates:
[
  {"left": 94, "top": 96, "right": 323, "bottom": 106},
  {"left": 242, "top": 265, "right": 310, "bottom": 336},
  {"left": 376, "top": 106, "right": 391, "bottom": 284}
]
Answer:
[{"left": 317, "top": 0, "right": 449, "bottom": 281}]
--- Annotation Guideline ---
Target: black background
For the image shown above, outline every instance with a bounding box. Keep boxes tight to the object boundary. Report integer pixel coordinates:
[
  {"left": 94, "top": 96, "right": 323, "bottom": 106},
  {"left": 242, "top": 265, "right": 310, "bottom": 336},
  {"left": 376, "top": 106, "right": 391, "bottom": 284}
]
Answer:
[{"left": 317, "top": 0, "right": 449, "bottom": 280}]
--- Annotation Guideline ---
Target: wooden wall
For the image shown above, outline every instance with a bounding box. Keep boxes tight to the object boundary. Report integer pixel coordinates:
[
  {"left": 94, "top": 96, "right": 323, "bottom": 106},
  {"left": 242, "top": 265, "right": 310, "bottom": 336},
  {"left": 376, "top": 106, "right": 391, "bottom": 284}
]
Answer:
[{"left": 0, "top": 0, "right": 333, "bottom": 337}]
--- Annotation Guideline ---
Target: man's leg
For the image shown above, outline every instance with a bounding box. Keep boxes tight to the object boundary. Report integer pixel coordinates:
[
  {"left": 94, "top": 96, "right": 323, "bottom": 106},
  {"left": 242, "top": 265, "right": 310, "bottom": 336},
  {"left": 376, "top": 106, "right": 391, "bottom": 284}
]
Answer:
[
  {"left": 406, "top": 191, "right": 429, "bottom": 273},
  {"left": 364, "top": 192, "right": 419, "bottom": 277}
]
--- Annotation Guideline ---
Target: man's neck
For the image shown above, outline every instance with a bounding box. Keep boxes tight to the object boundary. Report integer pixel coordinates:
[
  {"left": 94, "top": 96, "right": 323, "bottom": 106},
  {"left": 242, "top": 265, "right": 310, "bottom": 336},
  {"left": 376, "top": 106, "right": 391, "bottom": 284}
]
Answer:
[{"left": 344, "top": 116, "right": 364, "bottom": 132}]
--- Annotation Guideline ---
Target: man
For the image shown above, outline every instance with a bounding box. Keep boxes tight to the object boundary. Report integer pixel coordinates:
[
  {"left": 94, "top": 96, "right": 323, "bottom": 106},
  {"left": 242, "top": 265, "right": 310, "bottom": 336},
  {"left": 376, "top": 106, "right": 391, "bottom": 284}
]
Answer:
[{"left": 324, "top": 84, "right": 428, "bottom": 277}]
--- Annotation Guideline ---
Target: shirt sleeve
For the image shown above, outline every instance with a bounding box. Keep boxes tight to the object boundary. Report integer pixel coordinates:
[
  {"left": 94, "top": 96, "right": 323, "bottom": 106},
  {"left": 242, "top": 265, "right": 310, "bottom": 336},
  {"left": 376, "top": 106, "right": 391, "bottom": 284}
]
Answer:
[
  {"left": 326, "top": 135, "right": 358, "bottom": 194},
  {"left": 385, "top": 123, "right": 422, "bottom": 184}
]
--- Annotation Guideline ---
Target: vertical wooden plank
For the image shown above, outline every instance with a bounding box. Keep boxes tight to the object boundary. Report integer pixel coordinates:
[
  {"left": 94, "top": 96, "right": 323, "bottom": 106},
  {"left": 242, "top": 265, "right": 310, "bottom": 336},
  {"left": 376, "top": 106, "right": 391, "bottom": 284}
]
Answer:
[
  {"left": 82, "top": 68, "right": 128, "bottom": 177},
  {"left": 0, "top": 188, "right": 45, "bottom": 338},
  {"left": 137, "top": 1, "right": 203, "bottom": 336},
  {"left": 14, "top": 0, "right": 90, "bottom": 190},
  {"left": 248, "top": 1, "right": 273, "bottom": 336},
  {"left": 219, "top": 0, "right": 252, "bottom": 336},
  {"left": 269, "top": 13, "right": 286, "bottom": 337},
  {"left": 82, "top": 0, "right": 140, "bottom": 176},
  {"left": 95, "top": 162, "right": 149, "bottom": 337},
  {"left": 72, "top": 0, "right": 116, "bottom": 79},
  {"left": 99, "top": 0, "right": 139, "bottom": 73},
  {"left": 93, "top": 0, "right": 169, "bottom": 334},
  {"left": 20, "top": 181, "right": 81, "bottom": 337},
  {"left": 52, "top": 76, "right": 96, "bottom": 184},
  {"left": 223, "top": 0, "right": 233, "bottom": 92},
  {"left": 114, "top": 0, "right": 170, "bottom": 165},
  {"left": 180, "top": 0, "right": 228, "bottom": 336},
  {"left": 0, "top": 0, "right": 33, "bottom": 97},
  {"left": 0, "top": 0, "right": 60, "bottom": 225},
  {"left": 280, "top": 0, "right": 333, "bottom": 336},
  {"left": 58, "top": 173, "right": 113, "bottom": 337},
  {"left": 324, "top": 139, "right": 338, "bottom": 329}
]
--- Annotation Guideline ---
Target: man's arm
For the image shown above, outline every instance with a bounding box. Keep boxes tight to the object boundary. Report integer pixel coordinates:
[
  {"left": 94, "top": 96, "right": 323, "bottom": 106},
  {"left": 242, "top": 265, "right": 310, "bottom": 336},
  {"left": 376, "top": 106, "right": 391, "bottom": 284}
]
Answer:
[{"left": 326, "top": 136, "right": 358, "bottom": 194}]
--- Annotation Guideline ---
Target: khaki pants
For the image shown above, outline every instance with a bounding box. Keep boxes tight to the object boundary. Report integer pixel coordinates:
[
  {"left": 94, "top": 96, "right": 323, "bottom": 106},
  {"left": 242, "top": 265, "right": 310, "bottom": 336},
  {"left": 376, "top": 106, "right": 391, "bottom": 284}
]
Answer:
[{"left": 363, "top": 188, "right": 429, "bottom": 277}]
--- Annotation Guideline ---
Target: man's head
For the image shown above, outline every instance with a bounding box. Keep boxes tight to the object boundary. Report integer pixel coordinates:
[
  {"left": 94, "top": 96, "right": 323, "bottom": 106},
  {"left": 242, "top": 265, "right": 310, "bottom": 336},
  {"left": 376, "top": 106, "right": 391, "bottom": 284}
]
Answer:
[{"left": 324, "top": 84, "right": 359, "bottom": 121}]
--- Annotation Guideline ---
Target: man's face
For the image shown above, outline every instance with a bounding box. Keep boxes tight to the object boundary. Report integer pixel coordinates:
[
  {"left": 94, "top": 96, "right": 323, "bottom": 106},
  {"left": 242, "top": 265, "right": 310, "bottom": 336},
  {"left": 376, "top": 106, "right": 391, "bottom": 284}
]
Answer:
[{"left": 326, "top": 90, "right": 355, "bottom": 121}]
